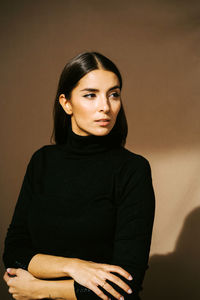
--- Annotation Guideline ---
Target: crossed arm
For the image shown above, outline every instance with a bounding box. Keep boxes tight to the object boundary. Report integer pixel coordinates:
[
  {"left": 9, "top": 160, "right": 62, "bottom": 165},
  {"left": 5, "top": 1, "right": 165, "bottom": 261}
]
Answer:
[{"left": 3, "top": 254, "right": 134, "bottom": 300}]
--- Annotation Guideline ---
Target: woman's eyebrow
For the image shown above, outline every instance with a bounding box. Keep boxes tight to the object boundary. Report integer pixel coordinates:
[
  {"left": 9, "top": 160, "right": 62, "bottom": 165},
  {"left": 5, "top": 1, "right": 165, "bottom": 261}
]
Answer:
[{"left": 80, "top": 85, "right": 120, "bottom": 92}]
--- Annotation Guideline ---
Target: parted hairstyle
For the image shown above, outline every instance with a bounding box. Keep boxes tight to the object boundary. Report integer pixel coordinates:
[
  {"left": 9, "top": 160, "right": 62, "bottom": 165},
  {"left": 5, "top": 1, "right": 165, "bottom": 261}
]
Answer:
[{"left": 50, "top": 51, "right": 128, "bottom": 147}]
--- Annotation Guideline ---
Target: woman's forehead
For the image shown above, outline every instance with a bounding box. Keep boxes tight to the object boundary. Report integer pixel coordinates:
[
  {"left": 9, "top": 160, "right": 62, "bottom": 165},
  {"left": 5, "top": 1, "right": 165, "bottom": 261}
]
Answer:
[{"left": 75, "top": 69, "right": 120, "bottom": 90}]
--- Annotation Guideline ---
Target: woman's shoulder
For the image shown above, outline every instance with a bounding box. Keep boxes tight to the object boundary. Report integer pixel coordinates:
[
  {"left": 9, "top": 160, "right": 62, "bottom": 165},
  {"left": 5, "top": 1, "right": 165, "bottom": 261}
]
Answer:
[
  {"left": 112, "top": 148, "right": 153, "bottom": 194},
  {"left": 28, "top": 144, "right": 57, "bottom": 164},
  {"left": 111, "top": 146, "right": 151, "bottom": 170}
]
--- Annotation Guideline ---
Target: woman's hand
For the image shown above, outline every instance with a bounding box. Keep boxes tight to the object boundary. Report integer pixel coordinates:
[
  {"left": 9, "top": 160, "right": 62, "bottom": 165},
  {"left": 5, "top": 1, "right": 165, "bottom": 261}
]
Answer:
[
  {"left": 69, "top": 258, "right": 133, "bottom": 300},
  {"left": 3, "top": 268, "right": 40, "bottom": 300}
]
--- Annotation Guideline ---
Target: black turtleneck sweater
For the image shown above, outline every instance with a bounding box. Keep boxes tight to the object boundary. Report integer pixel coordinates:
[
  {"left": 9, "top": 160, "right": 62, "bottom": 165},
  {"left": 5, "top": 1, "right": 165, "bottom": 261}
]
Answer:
[{"left": 3, "top": 124, "right": 155, "bottom": 300}]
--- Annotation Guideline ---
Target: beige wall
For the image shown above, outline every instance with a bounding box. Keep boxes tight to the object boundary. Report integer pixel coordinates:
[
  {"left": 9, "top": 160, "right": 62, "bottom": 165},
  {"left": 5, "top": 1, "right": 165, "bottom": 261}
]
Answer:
[{"left": 1, "top": 1, "right": 200, "bottom": 299}]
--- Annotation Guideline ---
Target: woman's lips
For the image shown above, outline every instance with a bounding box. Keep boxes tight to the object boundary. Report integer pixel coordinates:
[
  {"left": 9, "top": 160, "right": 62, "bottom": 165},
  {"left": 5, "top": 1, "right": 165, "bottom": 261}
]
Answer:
[{"left": 95, "top": 119, "right": 110, "bottom": 126}]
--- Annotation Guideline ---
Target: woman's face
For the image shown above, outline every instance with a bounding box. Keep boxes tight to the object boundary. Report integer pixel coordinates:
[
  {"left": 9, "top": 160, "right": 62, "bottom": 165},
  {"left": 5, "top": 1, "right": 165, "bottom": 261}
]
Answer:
[{"left": 59, "top": 69, "right": 121, "bottom": 136}]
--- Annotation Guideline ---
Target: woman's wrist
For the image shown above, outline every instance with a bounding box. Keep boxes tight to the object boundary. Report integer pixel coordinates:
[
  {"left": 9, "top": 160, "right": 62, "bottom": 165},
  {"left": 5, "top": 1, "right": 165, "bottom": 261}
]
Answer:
[
  {"left": 32, "top": 279, "right": 55, "bottom": 299},
  {"left": 28, "top": 254, "right": 78, "bottom": 279},
  {"left": 33, "top": 279, "right": 77, "bottom": 300},
  {"left": 62, "top": 257, "right": 79, "bottom": 278},
  {"left": 29, "top": 278, "right": 47, "bottom": 300}
]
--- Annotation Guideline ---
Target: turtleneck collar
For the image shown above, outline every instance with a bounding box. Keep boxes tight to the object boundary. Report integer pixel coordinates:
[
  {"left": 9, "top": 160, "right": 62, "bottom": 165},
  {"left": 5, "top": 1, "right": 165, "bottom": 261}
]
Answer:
[{"left": 61, "top": 123, "right": 120, "bottom": 156}]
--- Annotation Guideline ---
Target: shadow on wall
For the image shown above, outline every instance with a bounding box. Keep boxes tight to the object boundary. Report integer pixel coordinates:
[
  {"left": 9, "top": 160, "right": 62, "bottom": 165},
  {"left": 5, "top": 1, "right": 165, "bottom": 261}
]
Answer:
[{"left": 141, "top": 206, "right": 200, "bottom": 300}]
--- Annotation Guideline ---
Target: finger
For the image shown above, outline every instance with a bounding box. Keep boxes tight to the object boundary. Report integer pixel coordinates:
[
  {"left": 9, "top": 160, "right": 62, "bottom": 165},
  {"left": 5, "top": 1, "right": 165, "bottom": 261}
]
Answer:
[
  {"left": 90, "top": 284, "right": 110, "bottom": 300},
  {"left": 104, "top": 264, "right": 133, "bottom": 281},
  {"left": 106, "top": 272, "right": 133, "bottom": 295},
  {"left": 3, "top": 273, "right": 14, "bottom": 286},
  {"left": 99, "top": 281, "right": 123, "bottom": 300},
  {"left": 8, "top": 286, "right": 15, "bottom": 294},
  {"left": 3, "top": 272, "right": 10, "bottom": 283},
  {"left": 7, "top": 268, "right": 18, "bottom": 276}
]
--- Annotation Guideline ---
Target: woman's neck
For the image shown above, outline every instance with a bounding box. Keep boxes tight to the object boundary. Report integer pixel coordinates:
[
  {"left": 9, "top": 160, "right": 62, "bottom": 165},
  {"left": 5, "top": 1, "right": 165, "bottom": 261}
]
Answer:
[{"left": 61, "top": 123, "right": 120, "bottom": 156}]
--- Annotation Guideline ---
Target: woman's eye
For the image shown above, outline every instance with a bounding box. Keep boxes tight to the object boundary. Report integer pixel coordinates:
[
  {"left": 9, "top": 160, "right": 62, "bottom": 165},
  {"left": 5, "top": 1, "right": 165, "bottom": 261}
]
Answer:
[
  {"left": 110, "top": 92, "right": 120, "bottom": 98},
  {"left": 83, "top": 93, "right": 96, "bottom": 98}
]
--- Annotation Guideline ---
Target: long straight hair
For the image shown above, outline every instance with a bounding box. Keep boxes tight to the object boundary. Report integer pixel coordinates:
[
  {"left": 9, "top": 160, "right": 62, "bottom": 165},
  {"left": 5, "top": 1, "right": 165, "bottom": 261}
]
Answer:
[{"left": 50, "top": 51, "right": 128, "bottom": 147}]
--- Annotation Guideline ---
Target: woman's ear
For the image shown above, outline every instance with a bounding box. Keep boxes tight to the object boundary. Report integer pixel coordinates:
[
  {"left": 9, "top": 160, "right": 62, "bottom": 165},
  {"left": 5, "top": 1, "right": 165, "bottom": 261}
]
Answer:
[{"left": 59, "top": 94, "right": 73, "bottom": 115}]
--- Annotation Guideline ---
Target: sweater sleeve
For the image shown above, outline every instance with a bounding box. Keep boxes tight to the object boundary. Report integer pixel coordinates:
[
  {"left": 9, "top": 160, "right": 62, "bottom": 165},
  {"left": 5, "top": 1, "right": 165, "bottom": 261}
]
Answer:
[
  {"left": 106, "top": 156, "right": 156, "bottom": 299},
  {"left": 2, "top": 153, "right": 38, "bottom": 270},
  {"left": 73, "top": 156, "right": 155, "bottom": 300}
]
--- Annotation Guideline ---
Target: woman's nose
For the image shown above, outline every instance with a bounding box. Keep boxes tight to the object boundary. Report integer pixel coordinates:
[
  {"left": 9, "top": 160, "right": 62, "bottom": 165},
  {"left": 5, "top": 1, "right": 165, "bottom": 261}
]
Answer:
[{"left": 98, "top": 96, "right": 110, "bottom": 112}]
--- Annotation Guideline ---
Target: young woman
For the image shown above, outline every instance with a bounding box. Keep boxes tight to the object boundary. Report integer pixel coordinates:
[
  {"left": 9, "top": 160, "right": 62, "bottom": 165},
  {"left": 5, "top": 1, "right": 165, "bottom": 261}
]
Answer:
[{"left": 3, "top": 51, "right": 155, "bottom": 300}]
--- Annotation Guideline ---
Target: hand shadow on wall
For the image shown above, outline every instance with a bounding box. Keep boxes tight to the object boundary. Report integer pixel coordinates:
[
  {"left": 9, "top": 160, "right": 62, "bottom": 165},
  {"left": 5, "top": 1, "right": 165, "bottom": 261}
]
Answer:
[{"left": 141, "top": 206, "right": 200, "bottom": 300}]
